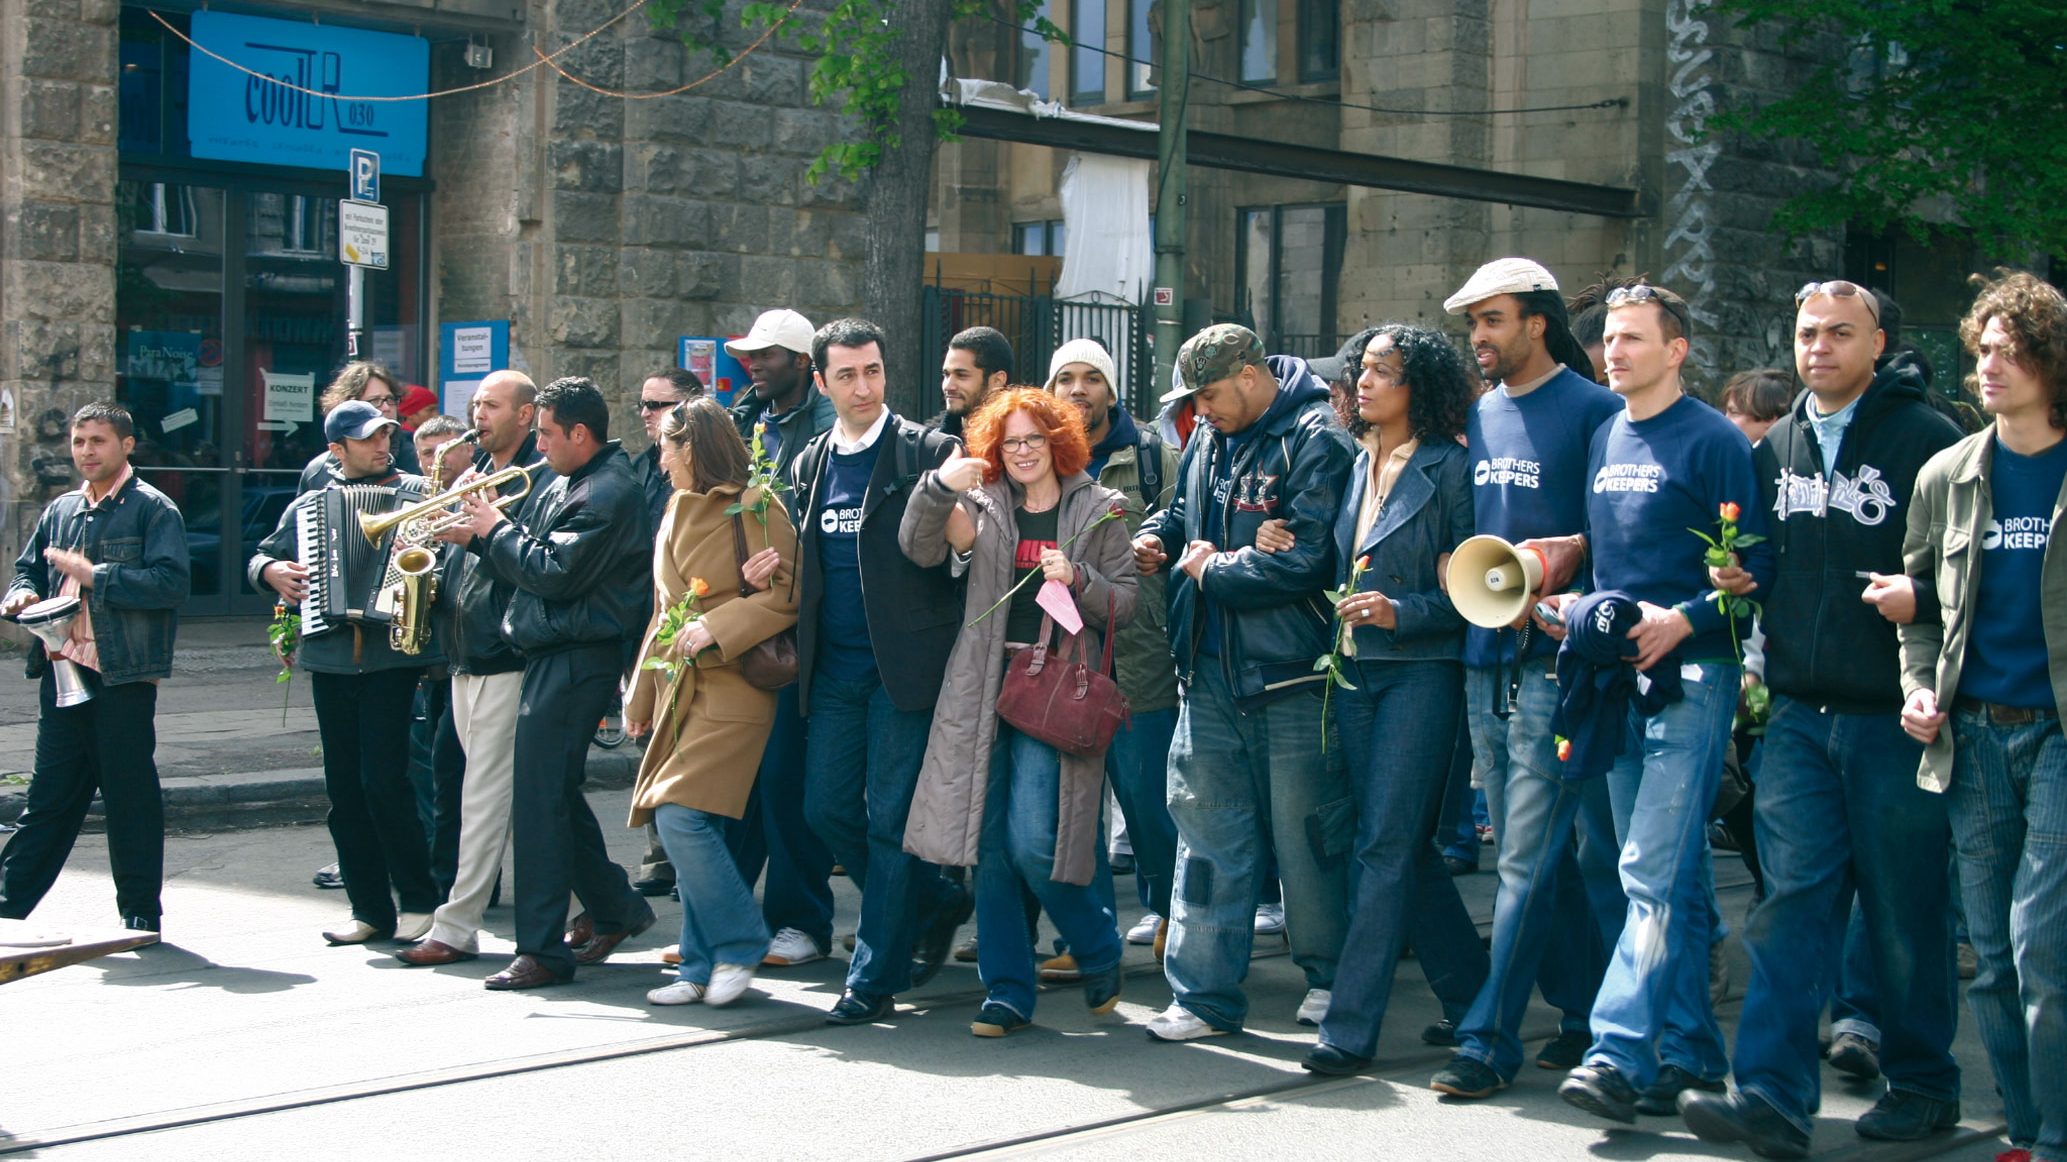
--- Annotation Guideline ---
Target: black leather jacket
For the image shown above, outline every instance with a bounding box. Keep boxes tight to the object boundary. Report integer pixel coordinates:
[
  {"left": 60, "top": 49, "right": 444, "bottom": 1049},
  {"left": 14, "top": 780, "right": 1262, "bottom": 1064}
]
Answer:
[
  {"left": 8, "top": 471, "right": 189, "bottom": 685},
  {"left": 481, "top": 442, "right": 651, "bottom": 657},
  {"left": 446, "top": 432, "right": 555, "bottom": 675},
  {"left": 1140, "top": 356, "right": 1355, "bottom": 705}
]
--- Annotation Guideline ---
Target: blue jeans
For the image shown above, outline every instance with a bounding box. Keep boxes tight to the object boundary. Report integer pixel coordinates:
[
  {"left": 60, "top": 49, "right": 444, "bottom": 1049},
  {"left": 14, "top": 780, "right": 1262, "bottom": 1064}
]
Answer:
[
  {"left": 654, "top": 803, "right": 770, "bottom": 983},
  {"left": 1733, "top": 699, "right": 1959, "bottom": 1132},
  {"left": 804, "top": 671, "right": 951, "bottom": 999},
  {"left": 1320, "top": 660, "right": 1487, "bottom": 1059},
  {"left": 1456, "top": 664, "right": 1623, "bottom": 1080},
  {"left": 728, "top": 686, "right": 836, "bottom": 949},
  {"left": 1106, "top": 707, "right": 1178, "bottom": 918},
  {"left": 1829, "top": 897, "right": 1882, "bottom": 1045},
  {"left": 976, "top": 723, "right": 1125, "bottom": 1018},
  {"left": 1164, "top": 662, "right": 1353, "bottom": 1031},
  {"left": 1948, "top": 708, "right": 2067, "bottom": 1161},
  {"left": 1586, "top": 660, "right": 1737, "bottom": 1089}
]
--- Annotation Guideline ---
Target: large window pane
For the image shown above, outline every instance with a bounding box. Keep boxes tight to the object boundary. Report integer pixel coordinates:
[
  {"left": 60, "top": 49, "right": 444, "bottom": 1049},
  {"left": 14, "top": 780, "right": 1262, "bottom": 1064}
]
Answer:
[
  {"left": 1020, "top": 1, "right": 1051, "bottom": 98},
  {"left": 1240, "top": 0, "right": 1277, "bottom": 84},
  {"left": 1240, "top": 209, "right": 1273, "bottom": 340},
  {"left": 1275, "top": 206, "right": 1328, "bottom": 339},
  {"left": 1127, "top": 0, "right": 1155, "bottom": 96},
  {"left": 1298, "top": 0, "right": 1339, "bottom": 82},
  {"left": 1072, "top": 0, "right": 1107, "bottom": 104}
]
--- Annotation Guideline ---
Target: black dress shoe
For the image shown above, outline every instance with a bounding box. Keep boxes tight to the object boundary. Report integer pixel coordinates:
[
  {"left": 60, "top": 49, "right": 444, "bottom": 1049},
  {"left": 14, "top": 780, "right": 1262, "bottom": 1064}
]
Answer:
[
  {"left": 910, "top": 882, "right": 974, "bottom": 987},
  {"left": 1421, "top": 1018, "right": 1460, "bottom": 1046},
  {"left": 1302, "top": 1042, "right": 1374, "bottom": 1076},
  {"left": 483, "top": 954, "right": 573, "bottom": 990},
  {"left": 1856, "top": 1089, "right": 1959, "bottom": 1141},
  {"left": 1679, "top": 1089, "right": 1810, "bottom": 1159},
  {"left": 1636, "top": 1063, "right": 1725, "bottom": 1115},
  {"left": 826, "top": 990, "right": 893, "bottom": 1025},
  {"left": 631, "top": 875, "right": 675, "bottom": 897},
  {"left": 1559, "top": 1062, "right": 1639, "bottom": 1124},
  {"left": 121, "top": 915, "right": 161, "bottom": 946}
]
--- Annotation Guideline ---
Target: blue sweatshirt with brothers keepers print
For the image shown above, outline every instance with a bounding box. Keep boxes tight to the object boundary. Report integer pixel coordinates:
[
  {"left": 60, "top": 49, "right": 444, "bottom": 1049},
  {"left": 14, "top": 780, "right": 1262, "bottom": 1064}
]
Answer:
[{"left": 1586, "top": 394, "right": 1773, "bottom": 664}]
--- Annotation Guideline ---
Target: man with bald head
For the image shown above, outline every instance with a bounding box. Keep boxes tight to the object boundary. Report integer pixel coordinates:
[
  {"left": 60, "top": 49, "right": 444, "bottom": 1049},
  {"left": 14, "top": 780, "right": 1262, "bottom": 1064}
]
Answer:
[
  {"left": 1680, "top": 282, "right": 1964, "bottom": 1154},
  {"left": 397, "top": 370, "right": 558, "bottom": 965}
]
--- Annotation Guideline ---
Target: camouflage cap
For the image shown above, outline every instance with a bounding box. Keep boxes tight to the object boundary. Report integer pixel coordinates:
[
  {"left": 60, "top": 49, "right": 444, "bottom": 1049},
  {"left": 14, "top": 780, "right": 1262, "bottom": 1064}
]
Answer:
[{"left": 1163, "top": 323, "right": 1265, "bottom": 404}]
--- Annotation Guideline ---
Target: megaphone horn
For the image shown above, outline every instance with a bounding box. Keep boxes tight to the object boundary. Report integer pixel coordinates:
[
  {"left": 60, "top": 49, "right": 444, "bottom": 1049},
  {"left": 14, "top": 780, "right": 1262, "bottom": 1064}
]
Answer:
[{"left": 1449, "top": 535, "right": 1549, "bottom": 629}]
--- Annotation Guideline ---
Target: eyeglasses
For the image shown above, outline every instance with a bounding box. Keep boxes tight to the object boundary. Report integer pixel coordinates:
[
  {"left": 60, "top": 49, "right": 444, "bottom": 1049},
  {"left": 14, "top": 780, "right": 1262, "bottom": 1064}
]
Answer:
[
  {"left": 639, "top": 399, "right": 677, "bottom": 411},
  {"left": 1000, "top": 434, "right": 1049, "bottom": 453},
  {"left": 1795, "top": 280, "right": 1881, "bottom": 324},
  {"left": 361, "top": 394, "right": 398, "bottom": 409},
  {"left": 1605, "top": 284, "right": 1693, "bottom": 336}
]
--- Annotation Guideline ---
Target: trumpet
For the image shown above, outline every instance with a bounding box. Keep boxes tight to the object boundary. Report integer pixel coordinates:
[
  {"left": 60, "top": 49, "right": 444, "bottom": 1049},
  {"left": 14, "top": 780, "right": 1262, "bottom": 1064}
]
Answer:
[{"left": 358, "top": 464, "right": 533, "bottom": 546}]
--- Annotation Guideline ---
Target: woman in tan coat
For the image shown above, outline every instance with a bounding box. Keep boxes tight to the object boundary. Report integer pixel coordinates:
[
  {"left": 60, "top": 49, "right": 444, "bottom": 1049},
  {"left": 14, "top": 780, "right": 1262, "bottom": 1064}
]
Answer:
[
  {"left": 901, "top": 387, "right": 1137, "bottom": 1037},
  {"left": 624, "top": 398, "right": 798, "bottom": 1008}
]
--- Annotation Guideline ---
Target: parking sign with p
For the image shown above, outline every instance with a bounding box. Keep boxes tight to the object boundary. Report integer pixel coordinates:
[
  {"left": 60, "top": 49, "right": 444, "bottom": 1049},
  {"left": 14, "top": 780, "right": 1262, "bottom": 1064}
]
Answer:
[{"left": 350, "top": 149, "right": 380, "bottom": 204}]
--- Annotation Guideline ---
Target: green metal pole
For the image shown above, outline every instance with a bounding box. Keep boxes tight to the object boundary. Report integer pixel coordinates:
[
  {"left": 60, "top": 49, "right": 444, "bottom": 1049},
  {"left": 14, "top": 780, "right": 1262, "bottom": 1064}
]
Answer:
[{"left": 1151, "top": 0, "right": 1189, "bottom": 409}]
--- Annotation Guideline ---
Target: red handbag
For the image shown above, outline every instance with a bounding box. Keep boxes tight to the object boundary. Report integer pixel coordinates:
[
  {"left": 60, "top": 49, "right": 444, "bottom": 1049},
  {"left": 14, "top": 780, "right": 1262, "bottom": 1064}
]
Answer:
[{"left": 996, "top": 596, "right": 1130, "bottom": 757}]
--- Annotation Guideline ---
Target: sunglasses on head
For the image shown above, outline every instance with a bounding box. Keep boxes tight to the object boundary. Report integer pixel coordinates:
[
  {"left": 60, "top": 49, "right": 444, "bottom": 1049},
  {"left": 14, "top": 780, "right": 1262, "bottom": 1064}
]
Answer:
[
  {"left": 1795, "top": 280, "right": 1881, "bottom": 324},
  {"left": 1605, "top": 284, "right": 1693, "bottom": 334}
]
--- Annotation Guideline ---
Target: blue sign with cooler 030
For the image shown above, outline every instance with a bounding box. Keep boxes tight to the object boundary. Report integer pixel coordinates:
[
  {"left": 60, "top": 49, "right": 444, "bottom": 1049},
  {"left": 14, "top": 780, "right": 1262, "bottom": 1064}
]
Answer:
[{"left": 186, "top": 11, "right": 428, "bottom": 177}]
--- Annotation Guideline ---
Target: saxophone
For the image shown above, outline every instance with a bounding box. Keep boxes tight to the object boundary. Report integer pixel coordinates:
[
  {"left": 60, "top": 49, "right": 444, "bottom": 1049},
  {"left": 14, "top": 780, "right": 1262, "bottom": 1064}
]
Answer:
[{"left": 380, "top": 429, "right": 476, "bottom": 655}]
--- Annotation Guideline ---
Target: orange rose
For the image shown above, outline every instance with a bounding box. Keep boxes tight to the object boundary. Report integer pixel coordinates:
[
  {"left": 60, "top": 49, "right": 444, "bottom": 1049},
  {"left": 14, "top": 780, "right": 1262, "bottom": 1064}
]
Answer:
[
  {"left": 1356, "top": 555, "right": 1371, "bottom": 571},
  {"left": 1555, "top": 736, "right": 1573, "bottom": 763},
  {"left": 689, "top": 577, "right": 711, "bottom": 599},
  {"left": 1719, "top": 502, "right": 1741, "bottom": 524}
]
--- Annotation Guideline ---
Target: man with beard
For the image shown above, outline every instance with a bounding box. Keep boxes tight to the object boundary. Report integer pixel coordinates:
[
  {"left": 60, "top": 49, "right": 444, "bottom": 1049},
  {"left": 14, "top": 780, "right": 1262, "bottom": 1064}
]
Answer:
[
  {"left": 722, "top": 308, "right": 839, "bottom": 968},
  {"left": 934, "top": 326, "right": 1013, "bottom": 440}
]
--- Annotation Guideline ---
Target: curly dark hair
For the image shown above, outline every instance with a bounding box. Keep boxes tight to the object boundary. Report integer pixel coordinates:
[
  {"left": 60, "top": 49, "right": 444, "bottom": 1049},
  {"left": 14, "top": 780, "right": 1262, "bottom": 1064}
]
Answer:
[
  {"left": 1339, "top": 324, "right": 1476, "bottom": 444},
  {"left": 1961, "top": 269, "right": 2067, "bottom": 431}
]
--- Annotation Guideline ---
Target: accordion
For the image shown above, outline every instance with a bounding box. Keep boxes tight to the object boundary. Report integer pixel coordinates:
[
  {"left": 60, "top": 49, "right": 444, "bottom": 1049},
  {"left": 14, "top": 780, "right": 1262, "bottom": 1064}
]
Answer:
[{"left": 296, "top": 483, "right": 414, "bottom": 637}]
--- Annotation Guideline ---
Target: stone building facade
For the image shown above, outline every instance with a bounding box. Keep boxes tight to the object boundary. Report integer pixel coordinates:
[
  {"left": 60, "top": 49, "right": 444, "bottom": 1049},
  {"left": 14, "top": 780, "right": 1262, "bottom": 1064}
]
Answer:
[{"left": 0, "top": 0, "right": 867, "bottom": 617}]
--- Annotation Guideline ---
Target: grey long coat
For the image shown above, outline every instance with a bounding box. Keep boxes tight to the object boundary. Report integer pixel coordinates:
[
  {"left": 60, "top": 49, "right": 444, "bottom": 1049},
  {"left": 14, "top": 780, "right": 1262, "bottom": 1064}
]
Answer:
[{"left": 899, "top": 469, "right": 1139, "bottom": 885}]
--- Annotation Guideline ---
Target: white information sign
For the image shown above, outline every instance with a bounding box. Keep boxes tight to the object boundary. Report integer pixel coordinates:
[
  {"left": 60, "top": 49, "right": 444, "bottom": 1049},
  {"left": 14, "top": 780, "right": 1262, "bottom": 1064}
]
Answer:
[
  {"left": 262, "top": 370, "right": 316, "bottom": 423},
  {"left": 451, "top": 326, "right": 494, "bottom": 375},
  {"left": 339, "top": 199, "right": 390, "bottom": 269}
]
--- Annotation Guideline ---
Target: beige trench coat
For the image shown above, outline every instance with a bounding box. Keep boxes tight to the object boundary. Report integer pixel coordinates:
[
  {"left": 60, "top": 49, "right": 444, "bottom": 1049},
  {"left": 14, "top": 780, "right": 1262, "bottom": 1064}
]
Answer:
[{"left": 899, "top": 469, "right": 1138, "bottom": 885}]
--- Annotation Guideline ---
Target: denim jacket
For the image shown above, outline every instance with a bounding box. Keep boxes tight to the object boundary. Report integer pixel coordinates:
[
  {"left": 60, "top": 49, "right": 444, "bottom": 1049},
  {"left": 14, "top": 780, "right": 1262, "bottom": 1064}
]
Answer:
[
  {"left": 1332, "top": 438, "right": 1473, "bottom": 662},
  {"left": 7, "top": 472, "right": 189, "bottom": 685}
]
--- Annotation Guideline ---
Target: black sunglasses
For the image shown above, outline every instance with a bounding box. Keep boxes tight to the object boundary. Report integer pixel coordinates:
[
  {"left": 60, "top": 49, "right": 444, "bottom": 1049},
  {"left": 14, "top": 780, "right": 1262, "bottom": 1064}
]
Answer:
[
  {"left": 1795, "top": 280, "right": 1881, "bottom": 324},
  {"left": 1605, "top": 284, "right": 1693, "bottom": 336},
  {"left": 639, "top": 399, "right": 677, "bottom": 411}
]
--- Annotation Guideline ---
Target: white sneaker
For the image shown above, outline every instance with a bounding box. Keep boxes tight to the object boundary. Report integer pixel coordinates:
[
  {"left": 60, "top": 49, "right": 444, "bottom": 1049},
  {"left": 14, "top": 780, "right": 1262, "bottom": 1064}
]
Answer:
[
  {"left": 761, "top": 927, "right": 825, "bottom": 967},
  {"left": 1296, "top": 988, "right": 1331, "bottom": 1027},
  {"left": 1254, "top": 902, "right": 1286, "bottom": 936},
  {"left": 1146, "top": 1003, "right": 1229, "bottom": 1042},
  {"left": 647, "top": 980, "right": 707, "bottom": 1006},
  {"left": 1126, "top": 912, "right": 1163, "bottom": 945},
  {"left": 393, "top": 912, "right": 435, "bottom": 942},
  {"left": 705, "top": 962, "right": 756, "bottom": 1007}
]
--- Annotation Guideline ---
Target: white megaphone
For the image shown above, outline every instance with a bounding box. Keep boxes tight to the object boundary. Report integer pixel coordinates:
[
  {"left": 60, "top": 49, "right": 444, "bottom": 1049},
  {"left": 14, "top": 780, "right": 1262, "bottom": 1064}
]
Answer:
[
  {"left": 1450, "top": 535, "right": 1548, "bottom": 629},
  {"left": 14, "top": 595, "right": 93, "bottom": 707}
]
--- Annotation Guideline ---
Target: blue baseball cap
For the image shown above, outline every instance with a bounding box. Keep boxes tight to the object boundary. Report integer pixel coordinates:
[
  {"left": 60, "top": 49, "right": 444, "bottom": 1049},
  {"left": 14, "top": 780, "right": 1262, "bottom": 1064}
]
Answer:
[{"left": 324, "top": 400, "right": 397, "bottom": 444}]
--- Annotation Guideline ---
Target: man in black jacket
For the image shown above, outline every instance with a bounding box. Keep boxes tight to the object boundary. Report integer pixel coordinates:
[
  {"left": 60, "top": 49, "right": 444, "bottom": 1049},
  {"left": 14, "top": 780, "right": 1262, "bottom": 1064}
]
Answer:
[
  {"left": 0, "top": 402, "right": 188, "bottom": 937},
  {"left": 449, "top": 377, "right": 655, "bottom": 989},
  {"left": 791, "top": 317, "right": 970, "bottom": 1024},
  {"left": 1682, "top": 281, "right": 1964, "bottom": 1155},
  {"left": 1133, "top": 324, "right": 1356, "bottom": 1041},
  {"left": 726, "top": 308, "right": 840, "bottom": 967},
  {"left": 398, "top": 370, "right": 556, "bottom": 966}
]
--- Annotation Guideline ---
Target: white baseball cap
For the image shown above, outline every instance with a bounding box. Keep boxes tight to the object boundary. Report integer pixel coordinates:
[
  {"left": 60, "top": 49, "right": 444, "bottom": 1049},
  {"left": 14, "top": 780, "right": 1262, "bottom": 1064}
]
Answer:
[
  {"left": 1442, "top": 258, "right": 1560, "bottom": 315},
  {"left": 724, "top": 309, "right": 816, "bottom": 359}
]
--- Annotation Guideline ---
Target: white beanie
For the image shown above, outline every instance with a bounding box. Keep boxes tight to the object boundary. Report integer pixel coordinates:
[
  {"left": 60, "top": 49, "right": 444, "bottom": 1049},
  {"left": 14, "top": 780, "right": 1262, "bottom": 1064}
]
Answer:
[{"left": 1044, "top": 338, "right": 1120, "bottom": 394}]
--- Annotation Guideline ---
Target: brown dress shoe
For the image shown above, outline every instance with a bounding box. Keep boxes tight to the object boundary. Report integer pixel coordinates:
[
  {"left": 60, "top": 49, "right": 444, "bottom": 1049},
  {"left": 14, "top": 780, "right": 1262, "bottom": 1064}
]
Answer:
[
  {"left": 573, "top": 906, "right": 658, "bottom": 966},
  {"left": 566, "top": 912, "right": 596, "bottom": 949},
  {"left": 661, "top": 948, "right": 684, "bottom": 966},
  {"left": 394, "top": 939, "right": 478, "bottom": 966},
  {"left": 483, "top": 954, "right": 571, "bottom": 990}
]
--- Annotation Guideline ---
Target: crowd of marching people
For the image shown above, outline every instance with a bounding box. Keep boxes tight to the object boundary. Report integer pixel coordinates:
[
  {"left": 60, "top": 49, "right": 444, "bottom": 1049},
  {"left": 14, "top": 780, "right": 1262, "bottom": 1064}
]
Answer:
[{"left": 1, "top": 258, "right": 2062, "bottom": 1162}]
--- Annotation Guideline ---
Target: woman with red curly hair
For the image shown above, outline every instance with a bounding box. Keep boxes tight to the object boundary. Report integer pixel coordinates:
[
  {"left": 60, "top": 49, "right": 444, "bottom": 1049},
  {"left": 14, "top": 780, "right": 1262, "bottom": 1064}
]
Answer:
[{"left": 899, "top": 387, "right": 1138, "bottom": 1037}]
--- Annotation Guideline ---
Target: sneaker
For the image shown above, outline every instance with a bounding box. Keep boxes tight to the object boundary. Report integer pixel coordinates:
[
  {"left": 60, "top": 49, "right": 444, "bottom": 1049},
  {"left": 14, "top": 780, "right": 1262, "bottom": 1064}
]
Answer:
[
  {"left": 1082, "top": 960, "right": 1123, "bottom": 1015},
  {"left": 971, "top": 1000, "right": 1031, "bottom": 1037},
  {"left": 1559, "top": 1062, "right": 1639, "bottom": 1124},
  {"left": 1421, "top": 1018, "right": 1460, "bottom": 1046},
  {"left": 1710, "top": 939, "right": 1732, "bottom": 1008},
  {"left": 1855, "top": 1089, "right": 1959, "bottom": 1141},
  {"left": 1678, "top": 1088, "right": 1811, "bottom": 1159},
  {"left": 647, "top": 979, "right": 706, "bottom": 1006},
  {"left": 825, "top": 989, "right": 893, "bottom": 1025},
  {"left": 1126, "top": 912, "right": 1163, "bottom": 944},
  {"left": 704, "top": 962, "right": 756, "bottom": 1007},
  {"left": 1295, "top": 988, "right": 1331, "bottom": 1027},
  {"left": 1145, "top": 1003, "right": 1229, "bottom": 1041},
  {"left": 1636, "top": 1063, "right": 1725, "bottom": 1116},
  {"left": 1430, "top": 1055, "right": 1508, "bottom": 1100},
  {"left": 1536, "top": 1030, "right": 1590, "bottom": 1071},
  {"left": 312, "top": 862, "right": 344, "bottom": 890},
  {"left": 1253, "top": 902, "right": 1286, "bottom": 936},
  {"left": 761, "top": 928, "right": 824, "bottom": 967},
  {"left": 953, "top": 935, "right": 979, "bottom": 963},
  {"left": 1827, "top": 1031, "right": 1882, "bottom": 1080},
  {"left": 1038, "top": 952, "right": 1082, "bottom": 983}
]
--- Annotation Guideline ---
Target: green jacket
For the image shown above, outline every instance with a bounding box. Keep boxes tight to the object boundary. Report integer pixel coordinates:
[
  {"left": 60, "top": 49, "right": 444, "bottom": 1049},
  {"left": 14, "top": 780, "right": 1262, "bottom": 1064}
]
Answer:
[
  {"left": 1099, "top": 436, "right": 1181, "bottom": 714},
  {"left": 1898, "top": 428, "right": 2067, "bottom": 793}
]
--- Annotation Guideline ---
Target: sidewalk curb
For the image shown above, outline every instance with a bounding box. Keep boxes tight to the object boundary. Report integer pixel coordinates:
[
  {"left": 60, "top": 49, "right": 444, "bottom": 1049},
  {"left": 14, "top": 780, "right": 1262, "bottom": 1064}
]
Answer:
[{"left": 0, "top": 746, "right": 643, "bottom": 828}]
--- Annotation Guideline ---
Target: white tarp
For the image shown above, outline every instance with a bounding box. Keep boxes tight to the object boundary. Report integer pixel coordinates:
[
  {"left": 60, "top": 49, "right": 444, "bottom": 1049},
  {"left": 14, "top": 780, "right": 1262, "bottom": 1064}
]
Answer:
[{"left": 1055, "top": 153, "right": 1153, "bottom": 304}]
